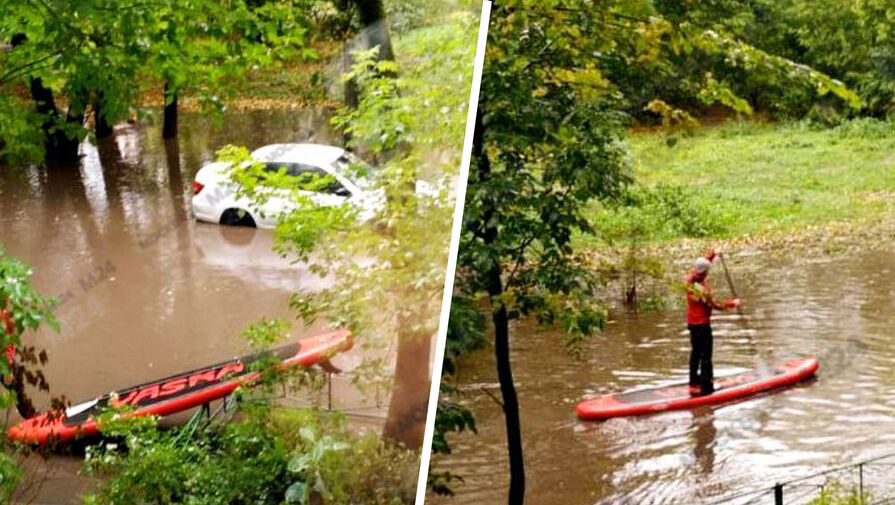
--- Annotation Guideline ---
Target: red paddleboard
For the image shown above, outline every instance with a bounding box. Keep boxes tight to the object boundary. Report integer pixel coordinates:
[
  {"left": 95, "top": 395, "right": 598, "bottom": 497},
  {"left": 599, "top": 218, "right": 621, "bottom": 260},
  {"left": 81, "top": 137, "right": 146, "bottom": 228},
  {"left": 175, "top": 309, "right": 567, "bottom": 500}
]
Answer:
[
  {"left": 8, "top": 329, "right": 352, "bottom": 445},
  {"left": 575, "top": 357, "right": 818, "bottom": 421}
]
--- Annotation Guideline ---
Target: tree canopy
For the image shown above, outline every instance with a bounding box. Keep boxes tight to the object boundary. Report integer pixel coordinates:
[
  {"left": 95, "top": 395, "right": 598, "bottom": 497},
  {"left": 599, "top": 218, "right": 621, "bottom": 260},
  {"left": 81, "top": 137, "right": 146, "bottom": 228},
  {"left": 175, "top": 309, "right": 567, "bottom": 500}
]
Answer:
[{"left": 0, "top": 0, "right": 315, "bottom": 163}]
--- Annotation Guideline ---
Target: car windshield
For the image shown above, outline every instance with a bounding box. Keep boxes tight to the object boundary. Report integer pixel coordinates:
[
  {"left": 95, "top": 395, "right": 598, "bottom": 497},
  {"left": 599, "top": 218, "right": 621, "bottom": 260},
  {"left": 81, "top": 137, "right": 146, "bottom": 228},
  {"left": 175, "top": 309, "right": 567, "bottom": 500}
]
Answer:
[{"left": 332, "top": 153, "right": 377, "bottom": 188}]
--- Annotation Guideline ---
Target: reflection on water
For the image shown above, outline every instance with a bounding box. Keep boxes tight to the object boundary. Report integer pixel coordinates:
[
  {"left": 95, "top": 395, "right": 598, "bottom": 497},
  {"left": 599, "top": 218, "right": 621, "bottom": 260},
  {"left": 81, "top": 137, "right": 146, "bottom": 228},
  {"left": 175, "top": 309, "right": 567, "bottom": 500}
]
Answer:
[
  {"left": 0, "top": 110, "right": 397, "bottom": 503},
  {"left": 431, "top": 251, "right": 895, "bottom": 505},
  {"left": 192, "top": 225, "right": 331, "bottom": 292}
]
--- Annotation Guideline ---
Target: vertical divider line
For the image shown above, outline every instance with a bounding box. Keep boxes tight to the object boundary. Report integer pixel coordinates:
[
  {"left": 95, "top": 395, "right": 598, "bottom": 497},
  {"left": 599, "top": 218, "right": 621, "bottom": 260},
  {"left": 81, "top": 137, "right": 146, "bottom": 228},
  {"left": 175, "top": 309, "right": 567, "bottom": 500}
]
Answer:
[{"left": 413, "top": 2, "right": 492, "bottom": 503}]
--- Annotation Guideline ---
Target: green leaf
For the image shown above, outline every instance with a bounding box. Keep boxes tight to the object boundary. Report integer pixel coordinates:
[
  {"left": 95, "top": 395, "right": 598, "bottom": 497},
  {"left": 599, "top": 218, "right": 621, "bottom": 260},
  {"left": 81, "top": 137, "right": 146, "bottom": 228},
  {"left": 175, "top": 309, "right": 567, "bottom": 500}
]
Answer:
[
  {"left": 287, "top": 454, "right": 310, "bottom": 474},
  {"left": 284, "top": 481, "right": 309, "bottom": 504}
]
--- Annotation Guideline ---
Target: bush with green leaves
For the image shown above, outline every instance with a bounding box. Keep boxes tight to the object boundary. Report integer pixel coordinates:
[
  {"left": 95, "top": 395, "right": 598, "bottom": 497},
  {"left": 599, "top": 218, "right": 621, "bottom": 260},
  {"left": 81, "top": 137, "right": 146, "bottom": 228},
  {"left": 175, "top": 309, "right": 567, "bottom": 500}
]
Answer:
[
  {"left": 593, "top": 184, "right": 729, "bottom": 246},
  {"left": 806, "top": 483, "right": 867, "bottom": 505},
  {"left": 383, "top": 0, "right": 477, "bottom": 34},
  {"left": 0, "top": 247, "right": 58, "bottom": 502},
  {"left": 85, "top": 403, "right": 417, "bottom": 505}
]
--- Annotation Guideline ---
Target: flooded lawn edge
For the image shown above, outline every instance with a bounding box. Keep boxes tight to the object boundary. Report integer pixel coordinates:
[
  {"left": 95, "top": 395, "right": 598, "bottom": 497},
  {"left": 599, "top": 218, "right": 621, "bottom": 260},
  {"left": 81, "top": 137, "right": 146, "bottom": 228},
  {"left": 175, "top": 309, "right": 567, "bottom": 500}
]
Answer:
[{"left": 584, "top": 213, "right": 895, "bottom": 314}]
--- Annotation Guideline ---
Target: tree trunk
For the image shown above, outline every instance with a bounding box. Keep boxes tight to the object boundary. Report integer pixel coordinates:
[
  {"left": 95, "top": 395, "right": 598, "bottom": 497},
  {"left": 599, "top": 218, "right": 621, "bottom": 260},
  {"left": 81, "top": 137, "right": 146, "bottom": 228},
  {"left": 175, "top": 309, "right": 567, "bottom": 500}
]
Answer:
[
  {"left": 475, "top": 110, "right": 525, "bottom": 505},
  {"left": 10, "top": 33, "right": 80, "bottom": 164},
  {"left": 163, "top": 82, "right": 178, "bottom": 139},
  {"left": 343, "top": 46, "right": 360, "bottom": 111},
  {"left": 490, "top": 275, "right": 524, "bottom": 505},
  {"left": 342, "top": 0, "right": 425, "bottom": 447},
  {"left": 354, "top": 0, "right": 395, "bottom": 62},
  {"left": 94, "top": 91, "right": 113, "bottom": 139},
  {"left": 57, "top": 90, "right": 87, "bottom": 165},
  {"left": 41, "top": 85, "right": 82, "bottom": 165},
  {"left": 344, "top": 0, "right": 395, "bottom": 111},
  {"left": 381, "top": 324, "right": 431, "bottom": 448}
]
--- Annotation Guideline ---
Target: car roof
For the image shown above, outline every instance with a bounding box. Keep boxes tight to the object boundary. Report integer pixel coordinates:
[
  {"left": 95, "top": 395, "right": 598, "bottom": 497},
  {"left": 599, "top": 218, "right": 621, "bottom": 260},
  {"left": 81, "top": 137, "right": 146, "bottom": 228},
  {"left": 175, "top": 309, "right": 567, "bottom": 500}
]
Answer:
[{"left": 250, "top": 143, "right": 345, "bottom": 167}]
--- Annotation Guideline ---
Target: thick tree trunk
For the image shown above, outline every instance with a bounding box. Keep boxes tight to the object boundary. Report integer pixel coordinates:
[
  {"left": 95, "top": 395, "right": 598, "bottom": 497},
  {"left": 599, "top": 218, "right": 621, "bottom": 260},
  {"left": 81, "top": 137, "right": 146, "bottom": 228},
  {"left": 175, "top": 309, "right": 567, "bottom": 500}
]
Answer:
[
  {"left": 28, "top": 76, "right": 61, "bottom": 155},
  {"left": 94, "top": 91, "right": 113, "bottom": 139},
  {"left": 40, "top": 86, "right": 81, "bottom": 165},
  {"left": 381, "top": 323, "right": 431, "bottom": 448},
  {"left": 163, "top": 82, "right": 178, "bottom": 139},
  {"left": 344, "top": 0, "right": 395, "bottom": 111},
  {"left": 355, "top": 0, "right": 395, "bottom": 62},
  {"left": 343, "top": 47, "right": 360, "bottom": 111},
  {"left": 56, "top": 90, "right": 87, "bottom": 165},
  {"left": 164, "top": 138, "right": 186, "bottom": 220},
  {"left": 342, "top": 0, "right": 425, "bottom": 447},
  {"left": 10, "top": 33, "right": 80, "bottom": 164},
  {"left": 475, "top": 110, "right": 525, "bottom": 505}
]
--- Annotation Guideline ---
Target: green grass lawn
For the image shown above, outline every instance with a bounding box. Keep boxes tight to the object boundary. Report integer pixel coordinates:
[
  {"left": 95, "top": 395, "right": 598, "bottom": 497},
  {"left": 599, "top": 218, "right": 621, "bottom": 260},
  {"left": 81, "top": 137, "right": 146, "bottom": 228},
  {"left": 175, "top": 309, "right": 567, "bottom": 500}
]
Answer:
[{"left": 586, "top": 119, "right": 895, "bottom": 247}]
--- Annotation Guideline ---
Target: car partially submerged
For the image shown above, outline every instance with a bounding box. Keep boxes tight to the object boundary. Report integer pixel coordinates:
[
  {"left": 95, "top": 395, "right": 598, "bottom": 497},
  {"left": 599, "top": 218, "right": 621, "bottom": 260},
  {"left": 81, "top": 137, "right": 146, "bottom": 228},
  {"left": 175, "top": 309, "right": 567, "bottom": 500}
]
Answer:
[{"left": 191, "top": 143, "right": 381, "bottom": 229}]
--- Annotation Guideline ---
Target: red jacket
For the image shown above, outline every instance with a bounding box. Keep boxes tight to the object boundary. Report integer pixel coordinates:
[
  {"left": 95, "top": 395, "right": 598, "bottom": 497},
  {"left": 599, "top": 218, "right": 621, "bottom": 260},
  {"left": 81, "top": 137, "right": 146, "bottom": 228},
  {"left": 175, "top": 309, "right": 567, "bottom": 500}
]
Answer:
[
  {"left": 685, "top": 271, "right": 714, "bottom": 325},
  {"left": 685, "top": 269, "right": 736, "bottom": 326}
]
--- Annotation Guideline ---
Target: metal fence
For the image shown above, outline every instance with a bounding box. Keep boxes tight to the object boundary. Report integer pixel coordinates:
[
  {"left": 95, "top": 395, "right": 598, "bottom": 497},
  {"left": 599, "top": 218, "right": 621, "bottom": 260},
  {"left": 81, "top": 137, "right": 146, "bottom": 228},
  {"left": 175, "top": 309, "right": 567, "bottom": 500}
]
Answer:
[{"left": 703, "top": 452, "right": 895, "bottom": 505}]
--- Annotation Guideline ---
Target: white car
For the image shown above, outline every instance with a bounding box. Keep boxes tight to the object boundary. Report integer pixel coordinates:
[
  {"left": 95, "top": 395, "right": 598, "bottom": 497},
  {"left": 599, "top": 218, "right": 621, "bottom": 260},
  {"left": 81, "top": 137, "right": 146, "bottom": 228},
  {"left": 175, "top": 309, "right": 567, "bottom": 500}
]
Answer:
[{"left": 191, "top": 143, "right": 381, "bottom": 228}]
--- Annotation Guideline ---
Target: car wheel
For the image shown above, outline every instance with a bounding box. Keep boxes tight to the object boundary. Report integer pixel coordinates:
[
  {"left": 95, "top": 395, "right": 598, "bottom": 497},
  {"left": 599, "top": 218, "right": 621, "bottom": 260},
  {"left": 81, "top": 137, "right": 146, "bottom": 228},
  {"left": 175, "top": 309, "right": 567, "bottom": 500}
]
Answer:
[{"left": 220, "top": 208, "right": 256, "bottom": 228}]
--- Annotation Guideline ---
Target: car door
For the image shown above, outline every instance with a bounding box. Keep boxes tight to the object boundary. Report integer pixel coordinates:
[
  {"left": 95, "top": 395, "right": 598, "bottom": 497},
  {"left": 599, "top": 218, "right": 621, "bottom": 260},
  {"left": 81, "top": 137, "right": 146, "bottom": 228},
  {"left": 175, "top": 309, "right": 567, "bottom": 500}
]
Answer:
[
  {"left": 254, "top": 162, "right": 302, "bottom": 225},
  {"left": 291, "top": 163, "right": 353, "bottom": 208}
]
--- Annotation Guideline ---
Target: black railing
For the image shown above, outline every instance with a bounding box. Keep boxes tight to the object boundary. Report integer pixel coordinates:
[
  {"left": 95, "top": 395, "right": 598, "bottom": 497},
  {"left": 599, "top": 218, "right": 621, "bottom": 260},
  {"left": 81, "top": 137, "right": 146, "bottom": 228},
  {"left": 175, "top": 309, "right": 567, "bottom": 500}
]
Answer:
[{"left": 702, "top": 452, "right": 895, "bottom": 505}]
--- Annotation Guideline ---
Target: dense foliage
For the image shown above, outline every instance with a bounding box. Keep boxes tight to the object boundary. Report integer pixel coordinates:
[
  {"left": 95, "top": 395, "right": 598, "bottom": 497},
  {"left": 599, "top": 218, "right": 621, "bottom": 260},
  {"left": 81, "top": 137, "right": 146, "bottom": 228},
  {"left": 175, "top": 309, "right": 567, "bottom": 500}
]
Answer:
[
  {"left": 0, "top": 248, "right": 57, "bottom": 502},
  {"left": 649, "top": 0, "right": 895, "bottom": 119},
  {"left": 85, "top": 403, "right": 417, "bottom": 505},
  {"left": 0, "top": 0, "right": 316, "bottom": 164},
  {"left": 549, "top": 0, "right": 895, "bottom": 122}
]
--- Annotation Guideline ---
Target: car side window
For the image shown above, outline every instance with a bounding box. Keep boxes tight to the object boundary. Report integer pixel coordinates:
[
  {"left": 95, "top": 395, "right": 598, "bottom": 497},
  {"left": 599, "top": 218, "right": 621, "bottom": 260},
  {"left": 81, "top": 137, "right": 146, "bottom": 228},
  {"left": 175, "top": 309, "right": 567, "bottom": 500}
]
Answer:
[
  {"left": 263, "top": 162, "right": 291, "bottom": 174},
  {"left": 285, "top": 163, "right": 305, "bottom": 177},
  {"left": 293, "top": 164, "right": 350, "bottom": 196}
]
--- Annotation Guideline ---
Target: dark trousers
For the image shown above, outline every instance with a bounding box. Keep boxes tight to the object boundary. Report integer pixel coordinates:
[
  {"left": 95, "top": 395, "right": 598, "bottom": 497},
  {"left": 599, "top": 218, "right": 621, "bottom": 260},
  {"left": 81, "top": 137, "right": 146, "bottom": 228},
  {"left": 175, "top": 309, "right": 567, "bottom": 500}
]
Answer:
[{"left": 688, "top": 324, "right": 714, "bottom": 394}]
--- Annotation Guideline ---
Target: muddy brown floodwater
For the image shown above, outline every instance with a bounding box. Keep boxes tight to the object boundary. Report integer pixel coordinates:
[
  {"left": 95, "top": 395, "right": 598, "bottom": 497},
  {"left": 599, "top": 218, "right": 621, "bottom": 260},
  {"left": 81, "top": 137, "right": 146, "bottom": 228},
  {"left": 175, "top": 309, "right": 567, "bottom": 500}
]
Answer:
[
  {"left": 0, "top": 110, "right": 415, "bottom": 504},
  {"left": 431, "top": 250, "right": 895, "bottom": 505}
]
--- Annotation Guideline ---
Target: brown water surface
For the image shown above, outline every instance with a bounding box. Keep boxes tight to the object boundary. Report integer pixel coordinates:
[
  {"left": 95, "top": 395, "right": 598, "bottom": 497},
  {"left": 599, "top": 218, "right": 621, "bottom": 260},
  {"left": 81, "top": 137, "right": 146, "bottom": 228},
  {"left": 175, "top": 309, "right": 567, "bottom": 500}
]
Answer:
[
  {"left": 431, "top": 251, "right": 895, "bottom": 505},
  {"left": 0, "top": 110, "right": 406, "bottom": 503}
]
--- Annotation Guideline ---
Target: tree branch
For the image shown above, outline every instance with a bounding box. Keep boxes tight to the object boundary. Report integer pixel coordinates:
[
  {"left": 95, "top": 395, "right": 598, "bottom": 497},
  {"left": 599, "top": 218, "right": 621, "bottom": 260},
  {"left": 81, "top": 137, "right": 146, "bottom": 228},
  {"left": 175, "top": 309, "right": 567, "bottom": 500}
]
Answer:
[
  {"left": 0, "top": 52, "right": 59, "bottom": 85},
  {"left": 504, "top": 235, "right": 536, "bottom": 291},
  {"left": 480, "top": 385, "right": 504, "bottom": 409}
]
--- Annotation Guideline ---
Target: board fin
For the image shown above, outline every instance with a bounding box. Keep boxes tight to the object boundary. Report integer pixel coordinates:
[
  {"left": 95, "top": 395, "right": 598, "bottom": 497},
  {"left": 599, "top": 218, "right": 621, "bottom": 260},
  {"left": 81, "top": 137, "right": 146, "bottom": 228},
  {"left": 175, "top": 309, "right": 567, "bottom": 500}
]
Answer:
[{"left": 316, "top": 359, "right": 342, "bottom": 374}]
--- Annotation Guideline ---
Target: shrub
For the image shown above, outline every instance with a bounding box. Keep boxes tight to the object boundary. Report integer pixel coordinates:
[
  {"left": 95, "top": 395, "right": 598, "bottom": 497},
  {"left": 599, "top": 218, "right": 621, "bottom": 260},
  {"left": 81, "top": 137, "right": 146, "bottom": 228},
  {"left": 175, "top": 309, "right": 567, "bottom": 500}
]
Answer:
[
  {"left": 596, "top": 184, "right": 728, "bottom": 243},
  {"left": 832, "top": 117, "right": 895, "bottom": 139},
  {"left": 84, "top": 405, "right": 417, "bottom": 505}
]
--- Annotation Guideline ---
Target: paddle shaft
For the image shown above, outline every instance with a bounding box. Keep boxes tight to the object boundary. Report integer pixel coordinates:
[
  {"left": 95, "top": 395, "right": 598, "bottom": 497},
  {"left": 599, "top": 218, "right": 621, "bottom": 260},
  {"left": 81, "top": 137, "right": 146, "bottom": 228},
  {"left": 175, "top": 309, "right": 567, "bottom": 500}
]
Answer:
[{"left": 718, "top": 253, "right": 743, "bottom": 315}]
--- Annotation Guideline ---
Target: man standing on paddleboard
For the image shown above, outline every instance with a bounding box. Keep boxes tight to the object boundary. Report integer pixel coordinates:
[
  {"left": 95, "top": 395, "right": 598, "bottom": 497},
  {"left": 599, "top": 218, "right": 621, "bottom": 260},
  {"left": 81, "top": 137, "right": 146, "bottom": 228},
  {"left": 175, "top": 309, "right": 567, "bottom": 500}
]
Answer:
[{"left": 686, "top": 251, "right": 741, "bottom": 396}]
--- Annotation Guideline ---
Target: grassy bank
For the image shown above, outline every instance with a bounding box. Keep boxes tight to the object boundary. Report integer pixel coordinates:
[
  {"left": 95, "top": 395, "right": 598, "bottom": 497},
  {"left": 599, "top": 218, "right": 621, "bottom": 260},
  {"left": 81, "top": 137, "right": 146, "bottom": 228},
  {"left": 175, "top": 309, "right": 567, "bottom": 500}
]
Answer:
[
  {"left": 577, "top": 119, "right": 895, "bottom": 308},
  {"left": 581, "top": 119, "right": 895, "bottom": 257}
]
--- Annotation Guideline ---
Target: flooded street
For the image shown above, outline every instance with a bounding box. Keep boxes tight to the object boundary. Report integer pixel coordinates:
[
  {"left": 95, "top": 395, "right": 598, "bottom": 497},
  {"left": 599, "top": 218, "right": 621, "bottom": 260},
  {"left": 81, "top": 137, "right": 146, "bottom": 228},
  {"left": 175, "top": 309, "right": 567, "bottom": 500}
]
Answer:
[
  {"left": 432, "top": 250, "right": 895, "bottom": 505},
  {"left": 0, "top": 110, "right": 407, "bottom": 502}
]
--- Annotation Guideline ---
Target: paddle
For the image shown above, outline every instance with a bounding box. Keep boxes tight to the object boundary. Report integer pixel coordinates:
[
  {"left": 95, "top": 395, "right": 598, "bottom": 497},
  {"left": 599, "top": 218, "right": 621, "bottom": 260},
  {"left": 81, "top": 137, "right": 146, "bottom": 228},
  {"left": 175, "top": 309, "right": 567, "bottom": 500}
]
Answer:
[
  {"left": 717, "top": 252, "right": 742, "bottom": 315},
  {"left": 717, "top": 252, "right": 771, "bottom": 372}
]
